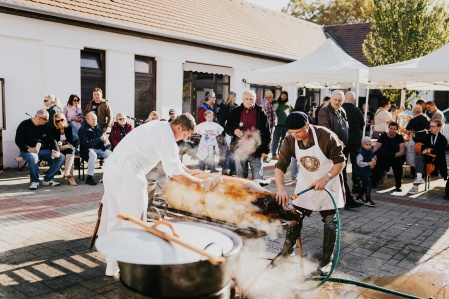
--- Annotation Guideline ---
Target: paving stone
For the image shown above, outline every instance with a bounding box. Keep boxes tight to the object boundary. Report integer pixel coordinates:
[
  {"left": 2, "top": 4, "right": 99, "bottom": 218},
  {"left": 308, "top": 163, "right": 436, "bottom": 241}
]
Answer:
[{"left": 1, "top": 163, "right": 449, "bottom": 298}]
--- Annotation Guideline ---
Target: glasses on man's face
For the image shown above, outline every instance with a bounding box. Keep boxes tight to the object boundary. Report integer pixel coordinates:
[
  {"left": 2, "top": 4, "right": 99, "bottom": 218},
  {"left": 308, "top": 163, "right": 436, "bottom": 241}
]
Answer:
[
  {"left": 43, "top": 99, "right": 49, "bottom": 102},
  {"left": 118, "top": 118, "right": 125, "bottom": 121},
  {"left": 39, "top": 117, "right": 48, "bottom": 122},
  {"left": 430, "top": 125, "right": 437, "bottom": 128},
  {"left": 55, "top": 119, "right": 64, "bottom": 123}
]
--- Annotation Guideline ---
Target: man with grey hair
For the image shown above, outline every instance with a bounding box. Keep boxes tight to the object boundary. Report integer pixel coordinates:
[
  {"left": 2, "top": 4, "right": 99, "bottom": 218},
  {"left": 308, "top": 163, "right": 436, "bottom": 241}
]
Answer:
[
  {"left": 342, "top": 91, "right": 365, "bottom": 194},
  {"left": 224, "top": 90, "right": 271, "bottom": 180},
  {"left": 15, "top": 108, "right": 65, "bottom": 189},
  {"left": 79, "top": 112, "right": 112, "bottom": 185},
  {"left": 198, "top": 91, "right": 216, "bottom": 124},
  {"left": 318, "top": 90, "right": 362, "bottom": 209}
]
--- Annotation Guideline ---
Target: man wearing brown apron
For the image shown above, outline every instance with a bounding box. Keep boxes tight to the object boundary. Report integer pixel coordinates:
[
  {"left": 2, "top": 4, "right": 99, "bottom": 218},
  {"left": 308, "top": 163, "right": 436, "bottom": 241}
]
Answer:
[{"left": 274, "top": 112, "right": 346, "bottom": 275}]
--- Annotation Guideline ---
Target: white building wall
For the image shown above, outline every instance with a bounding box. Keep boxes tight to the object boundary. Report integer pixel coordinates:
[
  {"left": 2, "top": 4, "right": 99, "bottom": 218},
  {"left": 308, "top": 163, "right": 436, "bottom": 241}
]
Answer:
[
  {"left": 105, "top": 51, "right": 135, "bottom": 120},
  {"left": 0, "top": 13, "right": 284, "bottom": 168}
]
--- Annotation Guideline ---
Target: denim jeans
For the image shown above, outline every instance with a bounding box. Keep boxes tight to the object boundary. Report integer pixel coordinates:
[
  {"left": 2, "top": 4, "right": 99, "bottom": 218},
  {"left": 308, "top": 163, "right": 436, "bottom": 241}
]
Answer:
[
  {"left": 235, "top": 155, "right": 263, "bottom": 179},
  {"left": 21, "top": 149, "right": 65, "bottom": 183},
  {"left": 88, "top": 148, "right": 112, "bottom": 176},
  {"left": 271, "top": 125, "right": 288, "bottom": 156}
]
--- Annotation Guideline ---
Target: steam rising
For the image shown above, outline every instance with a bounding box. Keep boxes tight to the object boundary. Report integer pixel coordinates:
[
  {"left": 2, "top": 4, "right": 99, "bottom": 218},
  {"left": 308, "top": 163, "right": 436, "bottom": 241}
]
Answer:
[
  {"left": 238, "top": 238, "right": 320, "bottom": 299},
  {"left": 234, "top": 130, "right": 262, "bottom": 162}
]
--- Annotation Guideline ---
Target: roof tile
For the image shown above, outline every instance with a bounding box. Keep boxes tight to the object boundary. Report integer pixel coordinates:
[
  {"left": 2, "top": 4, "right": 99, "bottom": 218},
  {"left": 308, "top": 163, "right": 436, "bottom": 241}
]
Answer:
[{"left": 1, "top": 0, "right": 326, "bottom": 60}]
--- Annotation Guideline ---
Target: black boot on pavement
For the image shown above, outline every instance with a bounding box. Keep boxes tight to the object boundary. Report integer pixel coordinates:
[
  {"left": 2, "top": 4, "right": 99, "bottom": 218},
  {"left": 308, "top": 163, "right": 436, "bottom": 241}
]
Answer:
[
  {"left": 86, "top": 175, "right": 98, "bottom": 186},
  {"left": 345, "top": 197, "right": 363, "bottom": 209}
]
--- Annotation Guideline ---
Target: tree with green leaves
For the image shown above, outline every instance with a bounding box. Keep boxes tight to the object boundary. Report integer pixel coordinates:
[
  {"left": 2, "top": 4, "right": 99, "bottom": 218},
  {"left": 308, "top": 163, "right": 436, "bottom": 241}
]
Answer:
[
  {"left": 363, "top": 0, "right": 449, "bottom": 102},
  {"left": 283, "top": 0, "right": 372, "bottom": 25}
]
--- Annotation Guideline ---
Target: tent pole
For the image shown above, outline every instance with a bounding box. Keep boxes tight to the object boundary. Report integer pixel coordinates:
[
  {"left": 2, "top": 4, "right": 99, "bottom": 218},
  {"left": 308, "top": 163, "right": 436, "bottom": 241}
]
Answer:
[
  {"left": 363, "top": 84, "right": 370, "bottom": 137},
  {"left": 355, "top": 82, "right": 360, "bottom": 107},
  {"left": 400, "top": 89, "right": 406, "bottom": 108}
]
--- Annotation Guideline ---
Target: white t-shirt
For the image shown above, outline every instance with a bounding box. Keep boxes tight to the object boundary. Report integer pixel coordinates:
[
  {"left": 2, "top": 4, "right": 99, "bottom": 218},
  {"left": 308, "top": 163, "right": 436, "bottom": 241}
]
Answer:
[
  {"left": 373, "top": 108, "right": 393, "bottom": 132},
  {"left": 105, "top": 121, "right": 184, "bottom": 177},
  {"left": 195, "top": 121, "right": 224, "bottom": 149}
]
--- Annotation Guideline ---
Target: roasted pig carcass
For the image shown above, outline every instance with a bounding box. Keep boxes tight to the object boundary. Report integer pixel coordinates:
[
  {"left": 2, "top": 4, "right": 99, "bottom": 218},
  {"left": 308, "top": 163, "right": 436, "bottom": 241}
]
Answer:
[{"left": 162, "top": 174, "right": 301, "bottom": 234}]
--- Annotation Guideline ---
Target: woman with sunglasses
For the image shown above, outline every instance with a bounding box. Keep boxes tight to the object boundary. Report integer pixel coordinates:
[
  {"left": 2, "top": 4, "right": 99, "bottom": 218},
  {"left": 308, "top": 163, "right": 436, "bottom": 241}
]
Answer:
[
  {"left": 44, "top": 94, "right": 62, "bottom": 128},
  {"left": 63, "top": 94, "right": 83, "bottom": 131},
  {"left": 109, "top": 113, "right": 133, "bottom": 150},
  {"left": 53, "top": 113, "right": 77, "bottom": 186}
]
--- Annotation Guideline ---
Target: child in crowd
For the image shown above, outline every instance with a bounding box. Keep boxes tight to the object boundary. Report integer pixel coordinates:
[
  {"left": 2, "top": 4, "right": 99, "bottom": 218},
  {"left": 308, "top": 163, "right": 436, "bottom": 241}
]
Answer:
[
  {"left": 353, "top": 136, "right": 377, "bottom": 207},
  {"left": 195, "top": 110, "right": 224, "bottom": 172}
]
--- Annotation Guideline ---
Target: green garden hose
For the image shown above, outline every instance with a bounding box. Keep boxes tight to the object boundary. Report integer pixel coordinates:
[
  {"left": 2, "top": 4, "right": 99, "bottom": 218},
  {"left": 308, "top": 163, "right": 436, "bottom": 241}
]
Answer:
[{"left": 291, "top": 187, "right": 427, "bottom": 299}]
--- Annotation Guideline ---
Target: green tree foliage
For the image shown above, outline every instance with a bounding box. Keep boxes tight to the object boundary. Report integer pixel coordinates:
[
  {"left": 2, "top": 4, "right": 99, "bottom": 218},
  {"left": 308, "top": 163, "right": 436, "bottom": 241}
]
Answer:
[
  {"left": 363, "top": 0, "right": 449, "bottom": 102},
  {"left": 284, "top": 0, "right": 372, "bottom": 25}
]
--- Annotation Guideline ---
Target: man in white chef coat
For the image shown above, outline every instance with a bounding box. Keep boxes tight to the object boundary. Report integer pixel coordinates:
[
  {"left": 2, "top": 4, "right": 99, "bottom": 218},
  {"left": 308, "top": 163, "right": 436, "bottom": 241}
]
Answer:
[{"left": 99, "top": 113, "right": 220, "bottom": 276}]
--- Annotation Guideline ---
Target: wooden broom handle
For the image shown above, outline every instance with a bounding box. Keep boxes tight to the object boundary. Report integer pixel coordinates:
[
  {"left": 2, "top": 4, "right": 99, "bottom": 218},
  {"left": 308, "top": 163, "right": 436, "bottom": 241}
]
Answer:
[{"left": 117, "top": 214, "right": 226, "bottom": 266}]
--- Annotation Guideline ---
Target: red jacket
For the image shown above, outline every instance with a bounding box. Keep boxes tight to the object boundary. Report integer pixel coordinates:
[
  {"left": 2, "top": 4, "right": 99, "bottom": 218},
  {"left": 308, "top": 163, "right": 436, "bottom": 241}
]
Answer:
[{"left": 109, "top": 122, "right": 133, "bottom": 150}]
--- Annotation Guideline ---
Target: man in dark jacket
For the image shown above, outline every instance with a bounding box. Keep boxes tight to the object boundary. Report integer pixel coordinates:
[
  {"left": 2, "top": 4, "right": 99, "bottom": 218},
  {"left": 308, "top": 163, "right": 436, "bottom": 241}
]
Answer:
[
  {"left": 15, "top": 109, "right": 65, "bottom": 189},
  {"left": 79, "top": 112, "right": 112, "bottom": 185},
  {"left": 84, "top": 87, "right": 113, "bottom": 133},
  {"left": 224, "top": 90, "right": 271, "bottom": 180},
  {"left": 318, "top": 90, "right": 362, "bottom": 209},
  {"left": 342, "top": 91, "right": 365, "bottom": 193}
]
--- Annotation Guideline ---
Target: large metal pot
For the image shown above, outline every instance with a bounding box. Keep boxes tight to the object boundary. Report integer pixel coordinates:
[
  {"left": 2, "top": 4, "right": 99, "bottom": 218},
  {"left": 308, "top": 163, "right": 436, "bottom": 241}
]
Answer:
[{"left": 96, "top": 221, "right": 242, "bottom": 298}]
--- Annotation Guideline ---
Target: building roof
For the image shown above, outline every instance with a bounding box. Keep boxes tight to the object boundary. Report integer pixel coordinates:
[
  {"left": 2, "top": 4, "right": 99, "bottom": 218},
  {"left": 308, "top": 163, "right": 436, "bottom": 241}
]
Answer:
[
  {"left": 324, "top": 23, "right": 371, "bottom": 66},
  {"left": 0, "top": 0, "right": 327, "bottom": 61}
]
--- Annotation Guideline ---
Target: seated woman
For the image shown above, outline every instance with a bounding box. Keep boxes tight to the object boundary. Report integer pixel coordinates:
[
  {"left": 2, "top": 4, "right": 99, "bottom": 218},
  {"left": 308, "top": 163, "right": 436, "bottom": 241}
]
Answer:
[
  {"left": 408, "top": 119, "right": 447, "bottom": 194},
  {"left": 109, "top": 113, "right": 133, "bottom": 151},
  {"left": 145, "top": 111, "right": 160, "bottom": 122},
  {"left": 53, "top": 113, "right": 77, "bottom": 186}
]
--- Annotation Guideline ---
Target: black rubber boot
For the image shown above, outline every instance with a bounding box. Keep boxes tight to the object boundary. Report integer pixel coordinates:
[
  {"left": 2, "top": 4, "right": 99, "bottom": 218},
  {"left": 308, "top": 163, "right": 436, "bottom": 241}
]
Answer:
[{"left": 319, "top": 227, "right": 337, "bottom": 275}]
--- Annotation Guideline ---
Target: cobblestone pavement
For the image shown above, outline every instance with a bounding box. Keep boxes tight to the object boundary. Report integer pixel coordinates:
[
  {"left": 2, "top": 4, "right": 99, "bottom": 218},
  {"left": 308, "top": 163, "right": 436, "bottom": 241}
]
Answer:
[{"left": 1, "top": 158, "right": 449, "bottom": 298}]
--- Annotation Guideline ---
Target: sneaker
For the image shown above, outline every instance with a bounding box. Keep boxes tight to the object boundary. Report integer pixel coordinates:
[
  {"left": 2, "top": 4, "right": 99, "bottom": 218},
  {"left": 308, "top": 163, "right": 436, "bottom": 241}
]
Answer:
[
  {"left": 271, "top": 155, "right": 279, "bottom": 160},
  {"left": 408, "top": 186, "right": 419, "bottom": 195},
  {"left": 365, "top": 200, "right": 376, "bottom": 207},
  {"left": 263, "top": 158, "right": 271, "bottom": 163},
  {"left": 42, "top": 180, "right": 60, "bottom": 186},
  {"left": 86, "top": 175, "right": 98, "bottom": 186},
  {"left": 394, "top": 188, "right": 402, "bottom": 192},
  {"left": 413, "top": 177, "right": 425, "bottom": 185},
  {"left": 291, "top": 176, "right": 297, "bottom": 181},
  {"left": 29, "top": 182, "right": 39, "bottom": 190}
]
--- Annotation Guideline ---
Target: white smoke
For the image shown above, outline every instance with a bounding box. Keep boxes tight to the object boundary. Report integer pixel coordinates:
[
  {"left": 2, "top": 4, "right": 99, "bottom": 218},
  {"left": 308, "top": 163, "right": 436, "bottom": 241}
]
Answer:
[
  {"left": 237, "top": 238, "right": 323, "bottom": 299},
  {"left": 234, "top": 130, "right": 261, "bottom": 161}
]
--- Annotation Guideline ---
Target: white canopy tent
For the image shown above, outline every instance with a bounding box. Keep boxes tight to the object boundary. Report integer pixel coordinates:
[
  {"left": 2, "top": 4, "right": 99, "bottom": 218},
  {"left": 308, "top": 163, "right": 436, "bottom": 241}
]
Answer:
[
  {"left": 246, "top": 39, "right": 369, "bottom": 98},
  {"left": 368, "top": 42, "right": 449, "bottom": 107},
  {"left": 246, "top": 38, "right": 370, "bottom": 133}
]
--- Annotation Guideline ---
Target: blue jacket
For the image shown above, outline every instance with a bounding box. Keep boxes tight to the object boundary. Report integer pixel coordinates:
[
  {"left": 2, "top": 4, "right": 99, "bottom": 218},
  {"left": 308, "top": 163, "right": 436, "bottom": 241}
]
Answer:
[{"left": 78, "top": 122, "right": 106, "bottom": 160}]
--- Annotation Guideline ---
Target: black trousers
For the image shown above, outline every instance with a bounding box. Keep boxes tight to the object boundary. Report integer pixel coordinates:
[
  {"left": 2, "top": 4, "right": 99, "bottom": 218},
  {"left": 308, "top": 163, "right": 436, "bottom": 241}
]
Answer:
[
  {"left": 372, "top": 155, "right": 405, "bottom": 188},
  {"left": 357, "top": 175, "right": 371, "bottom": 201}
]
